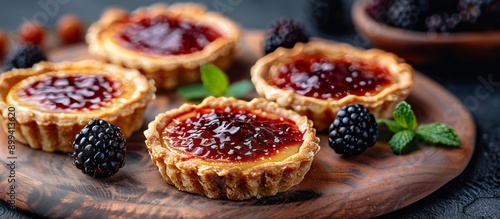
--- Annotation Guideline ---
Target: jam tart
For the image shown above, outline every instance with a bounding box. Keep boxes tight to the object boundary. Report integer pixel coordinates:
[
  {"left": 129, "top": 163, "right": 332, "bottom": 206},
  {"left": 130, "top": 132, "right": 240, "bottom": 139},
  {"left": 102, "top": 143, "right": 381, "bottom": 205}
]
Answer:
[
  {"left": 0, "top": 60, "right": 155, "bottom": 152},
  {"left": 144, "top": 97, "right": 320, "bottom": 200},
  {"left": 251, "top": 41, "right": 413, "bottom": 131},
  {"left": 86, "top": 3, "right": 241, "bottom": 90}
]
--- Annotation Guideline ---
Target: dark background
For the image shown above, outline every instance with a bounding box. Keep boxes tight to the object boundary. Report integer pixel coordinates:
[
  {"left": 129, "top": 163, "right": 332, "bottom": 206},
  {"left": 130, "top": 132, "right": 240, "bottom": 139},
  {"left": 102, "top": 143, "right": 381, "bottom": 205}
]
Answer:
[{"left": 1, "top": 0, "right": 499, "bottom": 218}]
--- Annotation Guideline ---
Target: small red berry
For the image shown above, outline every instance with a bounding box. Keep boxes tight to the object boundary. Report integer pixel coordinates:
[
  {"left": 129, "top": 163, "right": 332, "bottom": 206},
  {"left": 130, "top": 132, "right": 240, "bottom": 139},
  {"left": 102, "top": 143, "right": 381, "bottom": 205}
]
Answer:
[
  {"left": 57, "top": 14, "right": 84, "bottom": 44},
  {"left": 19, "top": 20, "right": 45, "bottom": 45},
  {"left": 0, "top": 30, "right": 8, "bottom": 60}
]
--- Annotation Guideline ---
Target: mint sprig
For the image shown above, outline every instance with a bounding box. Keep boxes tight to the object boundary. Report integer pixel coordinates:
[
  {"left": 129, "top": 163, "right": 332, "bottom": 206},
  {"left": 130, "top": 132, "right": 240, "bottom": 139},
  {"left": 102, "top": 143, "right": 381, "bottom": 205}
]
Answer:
[
  {"left": 377, "top": 119, "right": 404, "bottom": 133},
  {"left": 377, "top": 101, "right": 461, "bottom": 155},
  {"left": 178, "top": 64, "right": 254, "bottom": 100}
]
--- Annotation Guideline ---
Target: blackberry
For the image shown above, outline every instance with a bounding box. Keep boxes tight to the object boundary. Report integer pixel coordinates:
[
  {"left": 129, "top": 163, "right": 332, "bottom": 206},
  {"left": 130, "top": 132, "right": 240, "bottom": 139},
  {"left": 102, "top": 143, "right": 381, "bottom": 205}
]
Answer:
[
  {"left": 457, "top": 0, "right": 488, "bottom": 22},
  {"left": 308, "top": 0, "right": 350, "bottom": 33},
  {"left": 453, "top": 0, "right": 493, "bottom": 31},
  {"left": 387, "top": 0, "right": 429, "bottom": 30},
  {"left": 71, "top": 119, "right": 126, "bottom": 178},
  {"left": 328, "top": 104, "right": 378, "bottom": 156},
  {"left": 425, "top": 13, "right": 462, "bottom": 33},
  {"left": 3, "top": 43, "right": 47, "bottom": 72},
  {"left": 263, "top": 18, "right": 310, "bottom": 54}
]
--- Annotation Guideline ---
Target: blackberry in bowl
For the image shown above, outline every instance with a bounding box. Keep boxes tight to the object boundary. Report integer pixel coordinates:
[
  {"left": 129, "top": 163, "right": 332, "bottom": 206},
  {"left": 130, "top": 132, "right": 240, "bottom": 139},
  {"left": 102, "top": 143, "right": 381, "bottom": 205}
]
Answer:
[{"left": 352, "top": 0, "right": 500, "bottom": 64}]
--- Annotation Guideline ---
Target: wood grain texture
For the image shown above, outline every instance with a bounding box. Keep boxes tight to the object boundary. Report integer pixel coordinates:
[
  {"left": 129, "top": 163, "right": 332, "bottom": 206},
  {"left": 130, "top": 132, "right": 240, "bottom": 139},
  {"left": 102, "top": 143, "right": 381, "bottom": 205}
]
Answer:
[{"left": 0, "top": 31, "right": 475, "bottom": 218}]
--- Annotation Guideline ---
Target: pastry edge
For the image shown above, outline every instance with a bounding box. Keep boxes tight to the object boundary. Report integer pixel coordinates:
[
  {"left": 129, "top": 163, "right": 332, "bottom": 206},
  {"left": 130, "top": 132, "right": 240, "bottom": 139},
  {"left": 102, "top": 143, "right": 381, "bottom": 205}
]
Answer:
[
  {"left": 86, "top": 3, "right": 242, "bottom": 90},
  {"left": 144, "top": 96, "right": 320, "bottom": 200},
  {"left": 0, "top": 60, "right": 156, "bottom": 152},
  {"left": 251, "top": 41, "right": 414, "bottom": 131}
]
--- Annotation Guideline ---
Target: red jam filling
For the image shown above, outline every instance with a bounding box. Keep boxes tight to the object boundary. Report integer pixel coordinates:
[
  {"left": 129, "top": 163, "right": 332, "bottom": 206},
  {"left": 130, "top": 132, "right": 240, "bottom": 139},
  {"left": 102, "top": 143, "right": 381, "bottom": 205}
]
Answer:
[
  {"left": 165, "top": 107, "right": 303, "bottom": 162},
  {"left": 116, "top": 15, "right": 222, "bottom": 55},
  {"left": 269, "top": 54, "right": 392, "bottom": 99},
  {"left": 17, "top": 75, "right": 122, "bottom": 111}
]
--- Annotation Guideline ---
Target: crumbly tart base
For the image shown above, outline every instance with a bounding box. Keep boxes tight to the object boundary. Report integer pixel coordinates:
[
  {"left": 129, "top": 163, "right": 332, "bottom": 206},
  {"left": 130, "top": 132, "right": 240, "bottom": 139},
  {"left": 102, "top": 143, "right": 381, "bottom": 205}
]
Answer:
[
  {"left": 0, "top": 60, "right": 156, "bottom": 152},
  {"left": 251, "top": 41, "right": 414, "bottom": 131},
  {"left": 144, "top": 97, "right": 320, "bottom": 200},
  {"left": 86, "top": 3, "right": 241, "bottom": 90}
]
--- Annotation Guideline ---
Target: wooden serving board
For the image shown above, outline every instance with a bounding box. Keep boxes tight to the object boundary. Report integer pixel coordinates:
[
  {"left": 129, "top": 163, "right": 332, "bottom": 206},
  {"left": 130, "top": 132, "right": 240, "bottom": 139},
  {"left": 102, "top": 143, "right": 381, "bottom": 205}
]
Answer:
[{"left": 0, "top": 31, "right": 475, "bottom": 218}]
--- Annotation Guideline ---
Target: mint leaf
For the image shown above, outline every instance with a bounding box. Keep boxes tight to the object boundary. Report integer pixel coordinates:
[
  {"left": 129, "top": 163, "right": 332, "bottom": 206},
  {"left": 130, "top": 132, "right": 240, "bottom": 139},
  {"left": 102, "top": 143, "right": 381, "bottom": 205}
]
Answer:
[
  {"left": 201, "top": 64, "right": 229, "bottom": 97},
  {"left": 177, "top": 84, "right": 212, "bottom": 100},
  {"left": 389, "top": 130, "right": 416, "bottom": 155},
  {"left": 178, "top": 64, "right": 254, "bottom": 101},
  {"left": 375, "top": 101, "right": 461, "bottom": 155},
  {"left": 225, "top": 80, "right": 254, "bottom": 98},
  {"left": 377, "top": 119, "right": 404, "bottom": 133},
  {"left": 416, "top": 123, "right": 461, "bottom": 147},
  {"left": 393, "top": 101, "right": 417, "bottom": 130}
]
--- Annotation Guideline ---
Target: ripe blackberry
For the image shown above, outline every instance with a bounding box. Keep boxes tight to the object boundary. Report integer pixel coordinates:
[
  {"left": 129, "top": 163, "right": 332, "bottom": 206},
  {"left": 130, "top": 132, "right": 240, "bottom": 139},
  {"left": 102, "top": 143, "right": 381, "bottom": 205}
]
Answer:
[
  {"left": 263, "top": 18, "right": 310, "bottom": 54},
  {"left": 71, "top": 119, "right": 126, "bottom": 178},
  {"left": 425, "top": 13, "right": 462, "bottom": 33},
  {"left": 457, "top": 0, "right": 488, "bottom": 22},
  {"left": 387, "top": 0, "right": 429, "bottom": 30},
  {"left": 3, "top": 43, "right": 47, "bottom": 72},
  {"left": 308, "top": 0, "right": 350, "bottom": 33},
  {"left": 328, "top": 104, "right": 378, "bottom": 156},
  {"left": 454, "top": 0, "right": 494, "bottom": 31}
]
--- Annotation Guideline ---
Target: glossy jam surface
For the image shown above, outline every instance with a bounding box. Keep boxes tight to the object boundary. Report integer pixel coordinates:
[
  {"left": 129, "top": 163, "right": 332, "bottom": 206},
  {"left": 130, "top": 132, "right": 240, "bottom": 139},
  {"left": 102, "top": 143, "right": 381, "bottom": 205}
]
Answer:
[
  {"left": 116, "top": 15, "right": 222, "bottom": 55},
  {"left": 17, "top": 74, "right": 122, "bottom": 111},
  {"left": 269, "top": 54, "right": 392, "bottom": 99},
  {"left": 164, "top": 107, "right": 303, "bottom": 162}
]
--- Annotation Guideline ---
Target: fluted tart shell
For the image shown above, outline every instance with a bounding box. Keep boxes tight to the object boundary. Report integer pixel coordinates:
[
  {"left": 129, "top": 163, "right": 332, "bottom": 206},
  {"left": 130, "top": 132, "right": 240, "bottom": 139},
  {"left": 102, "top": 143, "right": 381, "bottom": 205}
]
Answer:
[
  {"left": 0, "top": 60, "right": 156, "bottom": 152},
  {"left": 144, "top": 97, "right": 320, "bottom": 200},
  {"left": 86, "top": 3, "right": 241, "bottom": 90},
  {"left": 251, "top": 41, "right": 414, "bottom": 131}
]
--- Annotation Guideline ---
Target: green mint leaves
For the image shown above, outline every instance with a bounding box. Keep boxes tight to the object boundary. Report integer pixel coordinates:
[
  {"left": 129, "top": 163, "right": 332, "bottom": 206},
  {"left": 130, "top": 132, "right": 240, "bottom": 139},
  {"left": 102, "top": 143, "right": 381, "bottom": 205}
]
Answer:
[
  {"left": 393, "top": 101, "right": 417, "bottom": 130},
  {"left": 377, "top": 101, "right": 461, "bottom": 155},
  {"left": 178, "top": 64, "right": 254, "bottom": 100},
  {"left": 200, "top": 64, "right": 229, "bottom": 97},
  {"left": 389, "top": 130, "right": 415, "bottom": 155},
  {"left": 416, "top": 123, "right": 461, "bottom": 146},
  {"left": 224, "top": 80, "right": 255, "bottom": 98}
]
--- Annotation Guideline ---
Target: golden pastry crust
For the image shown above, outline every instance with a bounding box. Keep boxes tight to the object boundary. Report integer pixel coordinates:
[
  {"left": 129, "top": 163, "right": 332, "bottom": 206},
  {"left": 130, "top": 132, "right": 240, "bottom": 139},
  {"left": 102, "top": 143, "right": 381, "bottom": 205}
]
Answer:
[
  {"left": 0, "top": 60, "right": 156, "bottom": 152},
  {"left": 251, "top": 41, "right": 414, "bottom": 131},
  {"left": 86, "top": 3, "right": 241, "bottom": 90},
  {"left": 144, "top": 97, "right": 320, "bottom": 200}
]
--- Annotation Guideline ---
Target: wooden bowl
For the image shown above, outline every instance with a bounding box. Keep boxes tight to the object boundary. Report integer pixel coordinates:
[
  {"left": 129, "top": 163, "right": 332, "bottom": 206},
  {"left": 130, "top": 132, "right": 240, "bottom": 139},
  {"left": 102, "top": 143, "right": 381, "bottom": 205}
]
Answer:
[{"left": 351, "top": 0, "right": 500, "bottom": 64}]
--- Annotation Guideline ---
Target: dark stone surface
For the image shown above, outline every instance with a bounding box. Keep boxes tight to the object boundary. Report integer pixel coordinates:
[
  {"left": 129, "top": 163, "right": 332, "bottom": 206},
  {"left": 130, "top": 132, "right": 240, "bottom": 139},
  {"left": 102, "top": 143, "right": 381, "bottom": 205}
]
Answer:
[{"left": 1, "top": 0, "right": 499, "bottom": 218}]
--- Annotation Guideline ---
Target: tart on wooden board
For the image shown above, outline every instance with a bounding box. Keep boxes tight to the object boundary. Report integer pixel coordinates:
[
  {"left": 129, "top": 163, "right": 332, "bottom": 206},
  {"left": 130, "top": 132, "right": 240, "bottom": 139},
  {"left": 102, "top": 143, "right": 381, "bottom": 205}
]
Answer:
[
  {"left": 86, "top": 3, "right": 241, "bottom": 90},
  {"left": 0, "top": 60, "right": 155, "bottom": 152},
  {"left": 144, "top": 97, "right": 320, "bottom": 200},
  {"left": 0, "top": 12, "right": 475, "bottom": 216},
  {"left": 0, "top": 4, "right": 473, "bottom": 215},
  {"left": 251, "top": 41, "right": 413, "bottom": 131}
]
